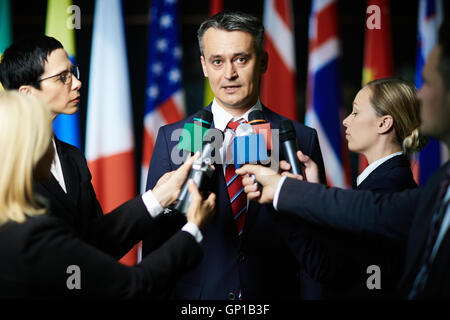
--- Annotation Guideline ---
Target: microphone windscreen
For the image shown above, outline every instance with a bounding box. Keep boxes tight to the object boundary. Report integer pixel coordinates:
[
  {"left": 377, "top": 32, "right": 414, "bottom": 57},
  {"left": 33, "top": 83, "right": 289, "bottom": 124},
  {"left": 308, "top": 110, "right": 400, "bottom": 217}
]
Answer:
[
  {"left": 233, "top": 134, "right": 269, "bottom": 168},
  {"left": 251, "top": 122, "right": 272, "bottom": 150},
  {"left": 248, "top": 110, "right": 266, "bottom": 124},
  {"left": 193, "top": 109, "right": 213, "bottom": 128},
  {"left": 177, "top": 122, "right": 210, "bottom": 153},
  {"left": 279, "top": 119, "right": 296, "bottom": 143}
]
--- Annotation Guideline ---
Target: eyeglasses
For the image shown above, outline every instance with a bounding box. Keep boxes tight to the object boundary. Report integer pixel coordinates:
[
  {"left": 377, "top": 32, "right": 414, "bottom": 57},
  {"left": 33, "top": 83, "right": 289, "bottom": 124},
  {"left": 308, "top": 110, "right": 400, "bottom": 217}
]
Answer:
[{"left": 37, "top": 66, "right": 80, "bottom": 85}]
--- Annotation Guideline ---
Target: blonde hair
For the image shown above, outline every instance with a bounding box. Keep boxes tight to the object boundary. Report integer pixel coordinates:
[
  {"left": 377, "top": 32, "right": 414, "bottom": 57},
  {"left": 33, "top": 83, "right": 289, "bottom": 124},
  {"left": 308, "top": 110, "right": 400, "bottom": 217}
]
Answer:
[
  {"left": 0, "top": 91, "right": 53, "bottom": 225},
  {"left": 365, "top": 78, "right": 428, "bottom": 154}
]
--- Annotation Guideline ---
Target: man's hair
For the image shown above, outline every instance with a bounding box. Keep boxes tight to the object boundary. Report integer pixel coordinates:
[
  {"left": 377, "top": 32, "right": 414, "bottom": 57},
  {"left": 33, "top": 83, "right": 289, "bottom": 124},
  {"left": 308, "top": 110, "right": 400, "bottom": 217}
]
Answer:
[
  {"left": 0, "top": 36, "right": 64, "bottom": 90},
  {"left": 197, "top": 11, "right": 265, "bottom": 57},
  {"left": 438, "top": 20, "right": 450, "bottom": 91}
]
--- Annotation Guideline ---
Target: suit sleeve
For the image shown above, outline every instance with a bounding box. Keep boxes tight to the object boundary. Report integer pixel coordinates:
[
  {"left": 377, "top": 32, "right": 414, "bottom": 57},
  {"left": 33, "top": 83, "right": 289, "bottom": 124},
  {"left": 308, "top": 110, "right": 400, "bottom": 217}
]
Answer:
[
  {"left": 278, "top": 178, "right": 419, "bottom": 242},
  {"left": 146, "top": 126, "right": 173, "bottom": 190},
  {"left": 24, "top": 217, "right": 202, "bottom": 299},
  {"left": 142, "top": 125, "right": 187, "bottom": 257}
]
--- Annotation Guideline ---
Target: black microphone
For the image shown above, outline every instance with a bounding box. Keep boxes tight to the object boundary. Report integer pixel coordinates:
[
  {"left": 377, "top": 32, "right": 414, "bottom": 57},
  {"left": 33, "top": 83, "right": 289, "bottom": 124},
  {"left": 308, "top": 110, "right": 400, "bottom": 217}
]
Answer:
[
  {"left": 278, "top": 120, "right": 306, "bottom": 178},
  {"left": 174, "top": 128, "right": 222, "bottom": 215}
]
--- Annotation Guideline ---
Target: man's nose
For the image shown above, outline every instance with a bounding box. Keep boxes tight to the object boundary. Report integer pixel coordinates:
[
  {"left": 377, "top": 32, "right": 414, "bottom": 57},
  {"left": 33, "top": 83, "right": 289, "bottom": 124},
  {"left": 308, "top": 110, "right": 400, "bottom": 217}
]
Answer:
[{"left": 224, "top": 62, "right": 237, "bottom": 80}]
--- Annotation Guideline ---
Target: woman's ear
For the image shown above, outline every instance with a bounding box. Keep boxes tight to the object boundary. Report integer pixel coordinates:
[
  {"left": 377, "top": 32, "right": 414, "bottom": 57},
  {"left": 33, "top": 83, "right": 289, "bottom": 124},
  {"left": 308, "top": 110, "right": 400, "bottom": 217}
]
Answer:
[{"left": 378, "top": 115, "right": 394, "bottom": 134}]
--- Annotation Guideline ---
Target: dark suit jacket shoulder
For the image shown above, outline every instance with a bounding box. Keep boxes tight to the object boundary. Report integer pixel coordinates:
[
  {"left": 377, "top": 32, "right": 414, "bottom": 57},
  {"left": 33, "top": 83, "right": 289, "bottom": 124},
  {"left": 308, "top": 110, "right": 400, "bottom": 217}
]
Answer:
[
  {"left": 357, "top": 154, "right": 417, "bottom": 193},
  {"left": 0, "top": 214, "right": 202, "bottom": 299}
]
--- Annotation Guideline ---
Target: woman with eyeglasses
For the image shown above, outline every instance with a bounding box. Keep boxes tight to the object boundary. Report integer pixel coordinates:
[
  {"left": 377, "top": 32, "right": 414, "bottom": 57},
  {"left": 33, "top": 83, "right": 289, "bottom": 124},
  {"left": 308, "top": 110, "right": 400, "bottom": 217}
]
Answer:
[
  {"left": 0, "top": 91, "right": 215, "bottom": 298},
  {"left": 0, "top": 36, "right": 185, "bottom": 261}
]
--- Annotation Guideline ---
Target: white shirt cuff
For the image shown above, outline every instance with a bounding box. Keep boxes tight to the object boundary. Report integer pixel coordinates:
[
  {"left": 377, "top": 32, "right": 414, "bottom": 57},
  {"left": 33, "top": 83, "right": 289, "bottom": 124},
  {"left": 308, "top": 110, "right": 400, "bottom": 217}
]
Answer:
[
  {"left": 182, "top": 222, "right": 203, "bottom": 243},
  {"left": 141, "top": 190, "right": 164, "bottom": 218},
  {"left": 273, "top": 176, "right": 287, "bottom": 211}
]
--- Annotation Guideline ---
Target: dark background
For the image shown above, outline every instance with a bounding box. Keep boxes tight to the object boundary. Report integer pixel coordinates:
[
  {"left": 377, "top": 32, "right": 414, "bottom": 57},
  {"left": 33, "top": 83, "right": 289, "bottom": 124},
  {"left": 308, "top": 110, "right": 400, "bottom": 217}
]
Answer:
[{"left": 9, "top": 0, "right": 427, "bottom": 187}]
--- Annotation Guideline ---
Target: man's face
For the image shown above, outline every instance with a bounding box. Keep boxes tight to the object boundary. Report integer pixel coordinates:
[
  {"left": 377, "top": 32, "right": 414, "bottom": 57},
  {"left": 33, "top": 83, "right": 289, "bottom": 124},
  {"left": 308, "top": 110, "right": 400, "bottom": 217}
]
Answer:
[
  {"left": 418, "top": 45, "right": 450, "bottom": 140},
  {"left": 200, "top": 28, "right": 267, "bottom": 112},
  {"left": 30, "top": 48, "right": 81, "bottom": 119}
]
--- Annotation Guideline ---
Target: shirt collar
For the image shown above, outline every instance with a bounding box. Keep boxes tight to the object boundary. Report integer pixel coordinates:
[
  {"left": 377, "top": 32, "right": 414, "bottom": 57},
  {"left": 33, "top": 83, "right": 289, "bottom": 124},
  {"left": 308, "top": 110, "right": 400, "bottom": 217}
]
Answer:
[
  {"left": 357, "top": 151, "right": 404, "bottom": 186},
  {"left": 211, "top": 98, "right": 263, "bottom": 132}
]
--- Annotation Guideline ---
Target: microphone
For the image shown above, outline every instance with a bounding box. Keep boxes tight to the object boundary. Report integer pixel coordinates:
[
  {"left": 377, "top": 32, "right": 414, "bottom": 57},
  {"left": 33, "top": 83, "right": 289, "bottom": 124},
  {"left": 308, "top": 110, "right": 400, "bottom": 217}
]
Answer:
[
  {"left": 174, "top": 137, "right": 216, "bottom": 215},
  {"left": 177, "top": 109, "right": 213, "bottom": 153},
  {"left": 233, "top": 122, "right": 268, "bottom": 190},
  {"left": 233, "top": 123, "right": 269, "bottom": 168},
  {"left": 248, "top": 110, "right": 272, "bottom": 150},
  {"left": 278, "top": 120, "right": 306, "bottom": 178}
]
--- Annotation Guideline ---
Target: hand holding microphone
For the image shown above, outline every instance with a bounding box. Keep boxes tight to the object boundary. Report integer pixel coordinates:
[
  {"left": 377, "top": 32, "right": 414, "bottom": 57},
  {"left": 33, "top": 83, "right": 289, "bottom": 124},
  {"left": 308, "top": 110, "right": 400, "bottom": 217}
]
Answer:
[
  {"left": 278, "top": 120, "right": 307, "bottom": 180},
  {"left": 280, "top": 150, "right": 320, "bottom": 183}
]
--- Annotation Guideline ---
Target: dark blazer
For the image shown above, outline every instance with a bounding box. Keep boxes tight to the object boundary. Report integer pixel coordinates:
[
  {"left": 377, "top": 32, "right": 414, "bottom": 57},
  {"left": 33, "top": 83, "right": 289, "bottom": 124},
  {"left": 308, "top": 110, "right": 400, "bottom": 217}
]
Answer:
[
  {"left": 34, "top": 138, "right": 156, "bottom": 259},
  {"left": 277, "top": 159, "right": 450, "bottom": 299},
  {"left": 319, "top": 155, "right": 415, "bottom": 299},
  {"left": 356, "top": 154, "right": 417, "bottom": 193},
  {"left": 0, "top": 214, "right": 202, "bottom": 299},
  {"left": 143, "top": 104, "right": 326, "bottom": 300}
]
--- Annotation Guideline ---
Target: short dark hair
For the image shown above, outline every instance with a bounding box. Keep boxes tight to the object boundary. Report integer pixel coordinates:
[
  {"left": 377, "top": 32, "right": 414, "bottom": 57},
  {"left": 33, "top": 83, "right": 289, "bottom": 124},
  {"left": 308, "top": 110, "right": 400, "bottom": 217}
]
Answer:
[
  {"left": 438, "top": 20, "right": 450, "bottom": 91},
  {"left": 197, "top": 11, "right": 264, "bottom": 57},
  {"left": 0, "top": 36, "right": 64, "bottom": 90}
]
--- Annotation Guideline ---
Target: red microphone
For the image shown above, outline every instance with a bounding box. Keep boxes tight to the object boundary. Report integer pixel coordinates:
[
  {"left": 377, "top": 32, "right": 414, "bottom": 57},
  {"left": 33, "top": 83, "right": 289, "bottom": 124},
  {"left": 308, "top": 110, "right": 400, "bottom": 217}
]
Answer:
[{"left": 248, "top": 110, "right": 272, "bottom": 150}]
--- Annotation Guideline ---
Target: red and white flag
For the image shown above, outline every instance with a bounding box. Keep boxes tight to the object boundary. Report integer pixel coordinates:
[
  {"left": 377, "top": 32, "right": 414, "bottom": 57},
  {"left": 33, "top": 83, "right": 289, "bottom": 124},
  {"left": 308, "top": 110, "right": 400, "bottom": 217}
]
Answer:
[
  {"left": 85, "top": 0, "right": 136, "bottom": 266},
  {"left": 261, "top": 0, "right": 298, "bottom": 121}
]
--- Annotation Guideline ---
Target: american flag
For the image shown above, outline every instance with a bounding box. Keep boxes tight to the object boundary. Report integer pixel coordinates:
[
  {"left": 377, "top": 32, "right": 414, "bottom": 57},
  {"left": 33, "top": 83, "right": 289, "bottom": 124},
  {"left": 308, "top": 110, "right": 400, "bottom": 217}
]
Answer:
[
  {"left": 141, "top": 0, "right": 185, "bottom": 192},
  {"left": 415, "top": 0, "right": 447, "bottom": 185},
  {"left": 305, "top": 0, "right": 351, "bottom": 188}
]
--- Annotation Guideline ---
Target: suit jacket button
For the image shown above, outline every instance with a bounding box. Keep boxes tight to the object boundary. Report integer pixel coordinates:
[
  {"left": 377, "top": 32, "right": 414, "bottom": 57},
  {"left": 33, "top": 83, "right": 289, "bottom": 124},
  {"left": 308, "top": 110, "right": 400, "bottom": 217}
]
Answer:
[{"left": 228, "top": 292, "right": 236, "bottom": 300}]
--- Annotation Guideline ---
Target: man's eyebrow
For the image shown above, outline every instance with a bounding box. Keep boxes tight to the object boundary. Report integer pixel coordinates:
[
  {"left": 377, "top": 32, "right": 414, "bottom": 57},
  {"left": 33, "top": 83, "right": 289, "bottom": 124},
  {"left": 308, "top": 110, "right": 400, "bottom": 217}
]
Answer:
[
  {"left": 207, "top": 52, "right": 250, "bottom": 61},
  {"left": 208, "top": 55, "right": 223, "bottom": 61}
]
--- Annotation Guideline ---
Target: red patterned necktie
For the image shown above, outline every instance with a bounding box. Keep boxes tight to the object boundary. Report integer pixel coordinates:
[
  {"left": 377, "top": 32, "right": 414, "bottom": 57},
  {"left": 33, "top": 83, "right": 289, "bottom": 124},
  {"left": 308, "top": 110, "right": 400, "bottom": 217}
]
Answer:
[{"left": 225, "top": 120, "right": 247, "bottom": 237}]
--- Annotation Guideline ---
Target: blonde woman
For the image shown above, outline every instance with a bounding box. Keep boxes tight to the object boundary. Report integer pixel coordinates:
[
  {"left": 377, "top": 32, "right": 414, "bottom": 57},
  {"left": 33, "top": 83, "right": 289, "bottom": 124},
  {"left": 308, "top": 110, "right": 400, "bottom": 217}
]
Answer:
[
  {"left": 266, "top": 78, "right": 427, "bottom": 299},
  {"left": 0, "top": 91, "right": 215, "bottom": 298}
]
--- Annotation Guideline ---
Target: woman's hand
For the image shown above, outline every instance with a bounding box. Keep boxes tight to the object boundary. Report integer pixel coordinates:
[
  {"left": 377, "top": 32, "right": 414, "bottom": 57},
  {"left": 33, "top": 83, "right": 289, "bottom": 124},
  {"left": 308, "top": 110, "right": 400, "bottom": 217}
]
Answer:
[
  {"left": 186, "top": 180, "right": 216, "bottom": 230},
  {"left": 280, "top": 151, "right": 320, "bottom": 183},
  {"left": 152, "top": 152, "right": 200, "bottom": 208}
]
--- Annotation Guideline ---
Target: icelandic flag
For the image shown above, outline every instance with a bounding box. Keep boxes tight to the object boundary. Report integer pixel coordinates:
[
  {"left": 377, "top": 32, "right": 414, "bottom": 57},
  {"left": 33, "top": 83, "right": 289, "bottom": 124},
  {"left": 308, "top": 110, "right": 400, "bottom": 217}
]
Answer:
[{"left": 305, "top": 0, "right": 351, "bottom": 188}]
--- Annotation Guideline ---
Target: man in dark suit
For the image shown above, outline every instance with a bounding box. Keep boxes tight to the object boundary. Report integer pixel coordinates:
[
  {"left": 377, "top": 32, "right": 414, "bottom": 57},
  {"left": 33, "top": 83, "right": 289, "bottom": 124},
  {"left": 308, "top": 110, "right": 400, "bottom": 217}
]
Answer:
[
  {"left": 237, "top": 21, "right": 450, "bottom": 299},
  {"left": 143, "top": 12, "right": 326, "bottom": 300},
  {"left": 0, "top": 36, "right": 205, "bottom": 260}
]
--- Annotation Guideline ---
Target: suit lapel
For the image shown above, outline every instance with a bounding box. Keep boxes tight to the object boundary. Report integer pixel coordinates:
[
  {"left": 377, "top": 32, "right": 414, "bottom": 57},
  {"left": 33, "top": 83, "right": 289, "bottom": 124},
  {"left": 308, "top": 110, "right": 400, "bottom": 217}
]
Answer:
[{"left": 54, "top": 138, "right": 80, "bottom": 206}]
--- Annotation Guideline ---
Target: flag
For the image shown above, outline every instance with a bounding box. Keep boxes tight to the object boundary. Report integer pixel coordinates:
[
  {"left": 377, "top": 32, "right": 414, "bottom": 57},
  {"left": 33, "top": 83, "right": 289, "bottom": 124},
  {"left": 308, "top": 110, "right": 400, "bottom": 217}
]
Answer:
[
  {"left": 261, "top": 0, "right": 298, "bottom": 121},
  {"left": 45, "top": 0, "right": 81, "bottom": 149},
  {"left": 360, "top": 0, "right": 394, "bottom": 172},
  {"left": 203, "top": 0, "right": 223, "bottom": 106},
  {"left": 415, "top": 0, "right": 447, "bottom": 185},
  {"left": 0, "top": 0, "right": 12, "bottom": 91},
  {"left": 305, "top": 0, "right": 351, "bottom": 188},
  {"left": 141, "top": 0, "right": 185, "bottom": 193},
  {"left": 85, "top": 0, "right": 136, "bottom": 266}
]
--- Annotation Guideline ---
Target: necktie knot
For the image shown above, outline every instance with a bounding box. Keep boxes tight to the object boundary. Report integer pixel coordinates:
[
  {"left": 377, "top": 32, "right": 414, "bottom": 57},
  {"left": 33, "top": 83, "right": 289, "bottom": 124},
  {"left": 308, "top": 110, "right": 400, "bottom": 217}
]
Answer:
[{"left": 227, "top": 119, "right": 247, "bottom": 132}]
